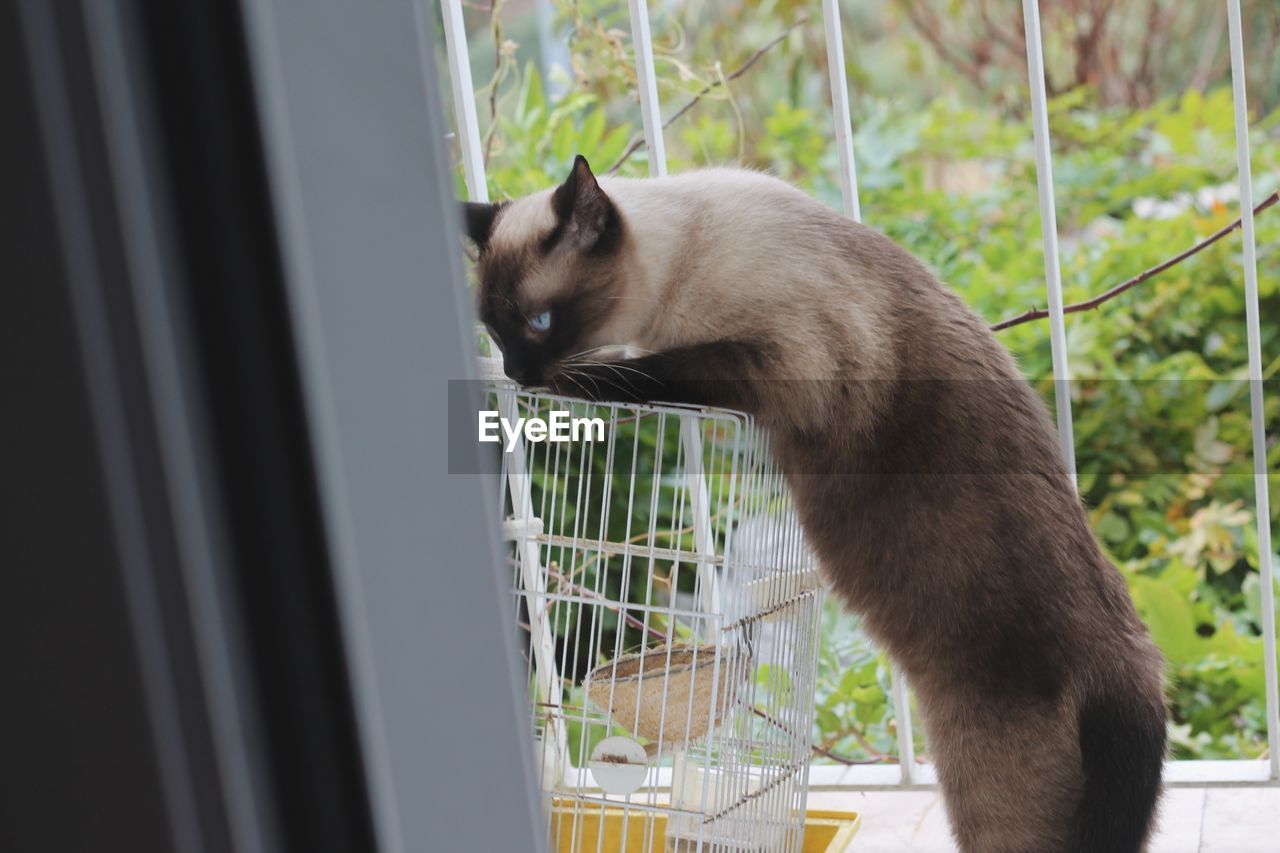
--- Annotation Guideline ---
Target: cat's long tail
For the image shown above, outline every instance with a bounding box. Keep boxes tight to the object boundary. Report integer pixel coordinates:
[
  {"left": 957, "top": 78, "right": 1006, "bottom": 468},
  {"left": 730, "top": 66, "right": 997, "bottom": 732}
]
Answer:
[{"left": 1069, "top": 691, "right": 1166, "bottom": 853}]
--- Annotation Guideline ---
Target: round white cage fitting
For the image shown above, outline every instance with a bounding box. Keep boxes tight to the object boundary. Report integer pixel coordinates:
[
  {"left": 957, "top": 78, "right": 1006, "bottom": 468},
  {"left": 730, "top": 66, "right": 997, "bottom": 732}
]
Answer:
[{"left": 500, "top": 516, "right": 543, "bottom": 542}]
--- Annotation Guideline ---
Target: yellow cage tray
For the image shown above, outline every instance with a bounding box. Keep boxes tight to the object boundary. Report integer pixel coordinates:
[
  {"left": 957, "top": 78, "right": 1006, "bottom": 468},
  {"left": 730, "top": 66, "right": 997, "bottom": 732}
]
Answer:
[{"left": 550, "top": 803, "right": 860, "bottom": 852}]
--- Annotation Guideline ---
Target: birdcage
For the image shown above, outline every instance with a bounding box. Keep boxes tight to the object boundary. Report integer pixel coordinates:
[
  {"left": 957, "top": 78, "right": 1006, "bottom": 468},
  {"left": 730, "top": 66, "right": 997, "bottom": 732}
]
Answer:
[{"left": 483, "top": 361, "right": 824, "bottom": 852}]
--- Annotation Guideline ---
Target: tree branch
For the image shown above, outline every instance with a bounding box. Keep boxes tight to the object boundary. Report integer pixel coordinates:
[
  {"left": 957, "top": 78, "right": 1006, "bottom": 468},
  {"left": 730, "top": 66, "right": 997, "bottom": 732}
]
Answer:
[
  {"left": 976, "top": 0, "right": 1027, "bottom": 58},
  {"left": 1187, "top": 3, "right": 1228, "bottom": 93},
  {"left": 896, "top": 1, "right": 990, "bottom": 92},
  {"left": 605, "top": 16, "right": 808, "bottom": 175},
  {"left": 484, "top": 1, "right": 504, "bottom": 162},
  {"left": 991, "top": 191, "right": 1280, "bottom": 332}
]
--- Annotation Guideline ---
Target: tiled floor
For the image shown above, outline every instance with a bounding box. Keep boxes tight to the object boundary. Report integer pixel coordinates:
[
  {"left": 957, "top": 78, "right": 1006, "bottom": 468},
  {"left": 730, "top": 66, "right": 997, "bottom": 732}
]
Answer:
[{"left": 807, "top": 786, "right": 1280, "bottom": 852}]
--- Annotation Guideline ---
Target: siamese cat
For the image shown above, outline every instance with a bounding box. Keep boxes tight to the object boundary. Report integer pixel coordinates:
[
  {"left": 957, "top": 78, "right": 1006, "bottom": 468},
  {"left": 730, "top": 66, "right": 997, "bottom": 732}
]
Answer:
[{"left": 463, "top": 156, "right": 1167, "bottom": 853}]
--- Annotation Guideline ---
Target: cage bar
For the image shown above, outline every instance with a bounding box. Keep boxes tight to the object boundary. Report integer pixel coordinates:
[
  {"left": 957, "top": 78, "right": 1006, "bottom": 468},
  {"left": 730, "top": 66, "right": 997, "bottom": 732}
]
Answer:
[{"left": 1227, "top": 0, "right": 1280, "bottom": 781}]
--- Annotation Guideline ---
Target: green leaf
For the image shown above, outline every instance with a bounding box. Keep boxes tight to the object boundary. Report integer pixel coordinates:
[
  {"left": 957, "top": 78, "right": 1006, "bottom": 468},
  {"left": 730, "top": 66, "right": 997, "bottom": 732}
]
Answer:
[
  {"left": 580, "top": 108, "right": 606, "bottom": 156},
  {"left": 595, "top": 124, "right": 633, "bottom": 170},
  {"left": 551, "top": 117, "right": 576, "bottom": 163},
  {"left": 517, "top": 63, "right": 546, "bottom": 126},
  {"left": 1131, "top": 576, "right": 1199, "bottom": 666}
]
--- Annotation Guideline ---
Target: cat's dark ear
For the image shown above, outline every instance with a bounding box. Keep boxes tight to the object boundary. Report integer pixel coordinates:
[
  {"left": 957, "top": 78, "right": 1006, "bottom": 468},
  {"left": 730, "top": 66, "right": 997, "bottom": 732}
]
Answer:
[
  {"left": 461, "top": 201, "right": 503, "bottom": 252},
  {"left": 548, "top": 155, "right": 621, "bottom": 254}
]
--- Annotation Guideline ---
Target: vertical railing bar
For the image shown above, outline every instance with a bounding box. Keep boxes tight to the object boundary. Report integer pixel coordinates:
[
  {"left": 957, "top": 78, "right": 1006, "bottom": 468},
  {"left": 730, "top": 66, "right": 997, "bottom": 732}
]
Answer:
[
  {"left": 821, "top": 0, "right": 861, "bottom": 221},
  {"left": 440, "top": 0, "right": 488, "bottom": 202},
  {"left": 439, "top": 0, "right": 567, "bottom": 782},
  {"left": 1021, "top": 0, "right": 1077, "bottom": 486},
  {"left": 626, "top": 0, "right": 667, "bottom": 177},
  {"left": 1227, "top": 0, "right": 1280, "bottom": 780},
  {"left": 888, "top": 663, "right": 915, "bottom": 783},
  {"left": 821, "top": 0, "right": 913, "bottom": 782}
]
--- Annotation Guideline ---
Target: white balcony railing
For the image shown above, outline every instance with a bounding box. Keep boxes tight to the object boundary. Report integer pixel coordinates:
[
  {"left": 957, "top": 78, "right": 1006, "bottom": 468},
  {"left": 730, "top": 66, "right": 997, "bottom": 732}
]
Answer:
[{"left": 437, "top": 0, "right": 1280, "bottom": 789}]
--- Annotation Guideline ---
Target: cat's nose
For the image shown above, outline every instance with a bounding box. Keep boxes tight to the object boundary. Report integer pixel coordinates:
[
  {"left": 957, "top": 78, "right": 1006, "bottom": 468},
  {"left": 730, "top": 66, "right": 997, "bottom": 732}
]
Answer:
[{"left": 503, "top": 359, "right": 541, "bottom": 386}]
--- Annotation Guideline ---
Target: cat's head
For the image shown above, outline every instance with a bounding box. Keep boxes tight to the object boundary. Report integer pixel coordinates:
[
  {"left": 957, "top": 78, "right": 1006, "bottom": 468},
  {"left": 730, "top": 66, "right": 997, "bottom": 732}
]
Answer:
[{"left": 462, "top": 155, "right": 635, "bottom": 385}]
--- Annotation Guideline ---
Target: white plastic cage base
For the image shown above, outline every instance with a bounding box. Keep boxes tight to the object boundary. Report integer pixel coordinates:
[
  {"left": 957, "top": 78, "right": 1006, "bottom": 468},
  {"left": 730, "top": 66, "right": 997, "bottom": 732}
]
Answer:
[{"left": 488, "top": 380, "right": 824, "bottom": 852}]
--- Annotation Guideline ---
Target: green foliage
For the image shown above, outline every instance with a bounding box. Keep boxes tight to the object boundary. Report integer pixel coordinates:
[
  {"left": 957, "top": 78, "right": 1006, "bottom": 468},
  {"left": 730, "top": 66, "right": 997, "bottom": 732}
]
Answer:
[
  {"left": 454, "top": 2, "right": 1280, "bottom": 765},
  {"left": 477, "top": 63, "right": 635, "bottom": 198}
]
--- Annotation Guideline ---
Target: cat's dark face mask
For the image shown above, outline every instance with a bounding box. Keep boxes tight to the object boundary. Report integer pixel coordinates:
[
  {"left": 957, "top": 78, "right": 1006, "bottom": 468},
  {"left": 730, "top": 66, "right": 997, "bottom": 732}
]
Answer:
[
  {"left": 479, "top": 298, "right": 586, "bottom": 386},
  {"left": 462, "top": 155, "right": 626, "bottom": 387}
]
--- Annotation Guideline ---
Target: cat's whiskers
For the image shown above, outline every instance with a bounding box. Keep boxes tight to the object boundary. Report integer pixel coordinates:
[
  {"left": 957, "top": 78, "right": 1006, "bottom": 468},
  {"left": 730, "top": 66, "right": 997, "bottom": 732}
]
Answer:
[{"left": 568, "top": 358, "right": 653, "bottom": 386}]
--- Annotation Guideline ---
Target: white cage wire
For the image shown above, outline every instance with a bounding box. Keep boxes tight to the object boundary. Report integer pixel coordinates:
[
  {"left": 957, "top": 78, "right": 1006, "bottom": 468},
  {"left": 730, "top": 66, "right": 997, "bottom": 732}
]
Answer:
[{"left": 488, "top": 377, "right": 824, "bottom": 851}]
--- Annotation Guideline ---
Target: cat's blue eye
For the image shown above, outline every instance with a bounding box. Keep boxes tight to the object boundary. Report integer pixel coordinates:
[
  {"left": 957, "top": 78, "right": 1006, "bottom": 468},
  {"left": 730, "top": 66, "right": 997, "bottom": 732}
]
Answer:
[{"left": 529, "top": 310, "right": 552, "bottom": 332}]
